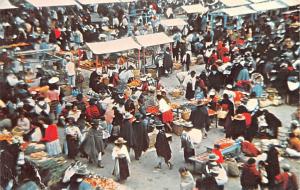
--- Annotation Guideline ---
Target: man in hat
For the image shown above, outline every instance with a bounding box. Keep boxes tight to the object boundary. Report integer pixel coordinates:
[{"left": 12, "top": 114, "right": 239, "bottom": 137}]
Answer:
[
  {"left": 68, "top": 167, "right": 92, "bottom": 190},
  {"left": 275, "top": 164, "right": 299, "bottom": 190},
  {"left": 154, "top": 121, "right": 173, "bottom": 169},
  {"left": 211, "top": 144, "right": 224, "bottom": 164},
  {"left": 240, "top": 158, "right": 261, "bottom": 190},
  {"left": 132, "top": 113, "right": 149, "bottom": 160},
  {"left": 81, "top": 119, "right": 105, "bottom": 168},
  {"left": 180, "top": 125, "right": 195, "bottom": 163},
  {"left": 189, "top": 100, "right": 210, "bottom": 139},
  {"left": 65, "top": 56, "right": 76, "bottom": 87}
]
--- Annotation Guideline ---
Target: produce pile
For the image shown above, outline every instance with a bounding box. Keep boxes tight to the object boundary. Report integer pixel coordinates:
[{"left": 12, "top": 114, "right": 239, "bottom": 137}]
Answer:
[
  {"left": 80, "top": 60, "right": 96, "bottom": 70},
  {"left": 0, "top": 133, "right": 12, "bottom": 143},
  {"left": 127, "top": 79, "right": 141, "bottom": 88},
  {"left": 30, "top": 151, "right": 48, "bottom": 159},
  {"left": 194, "top": 152, "right": 210, "bottom": 162},
  {"left": 146, "top": 106, "right": 159, "bottom": 114},
  {"left": 84, "top": 176, "right": 118, "bottom": 190},
  {"left": 215, "top": 138, "right": 235, "bottom": 149}
]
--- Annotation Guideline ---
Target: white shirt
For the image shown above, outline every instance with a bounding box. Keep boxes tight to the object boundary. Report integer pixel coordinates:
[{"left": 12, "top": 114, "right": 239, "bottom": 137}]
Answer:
[
  {"left": 183, "top": 75, "right": 196, "bottom": 90},
  {"left": 65, "top": 125, "right": 82, "bottom": 142},
  {"left": 66, "top": 61, "right": 76, "bottom": 76},
  {"left": 17, "top": 117, "right": 30, "bottom": 132},
  {"left": 158, "top": 98, "right": 170, "bottom": 113},
  {"left": 68, "top": 110, "right": 81, "bottom": 122},
  {"left": 112, "top": 145, "right": 131, "bottom": 163}
]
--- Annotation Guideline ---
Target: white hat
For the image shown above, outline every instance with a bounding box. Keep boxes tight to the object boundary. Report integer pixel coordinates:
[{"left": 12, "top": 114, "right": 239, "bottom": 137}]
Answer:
[
  {"left": 36, "top": 64, "right": 42, "bottom": 69},
  {"left": 280, "top": 63, "right": 288, "bottom": 68},
  {"left": 226, "top": 84, "right": 233, "bottom": 89},
  {"left": 48, "top": 77, "right": 59, "bottom": 84},
  {"left": 65, "top": 56, "right": 71, "bottom": 60}
]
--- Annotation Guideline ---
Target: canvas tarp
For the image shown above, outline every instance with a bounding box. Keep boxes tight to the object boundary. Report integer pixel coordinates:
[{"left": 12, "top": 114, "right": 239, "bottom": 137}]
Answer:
[
  {"left": 26, "top": 0, "right": 77, "bottom": 7},
  {"left": 0, "top": 0, "right": 17, "bottom": 10},
  {"left": 135, "top": 33, "right": 173, "bottom": 47},
  {"left": 86, "top": 37, "right": 141, "bottom": 55}
]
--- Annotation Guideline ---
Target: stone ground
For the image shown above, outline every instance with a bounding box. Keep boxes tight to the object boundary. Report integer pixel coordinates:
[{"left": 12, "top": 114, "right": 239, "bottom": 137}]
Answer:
[{"left": 59, "top": 64, "right": 300, "bottom": 190}]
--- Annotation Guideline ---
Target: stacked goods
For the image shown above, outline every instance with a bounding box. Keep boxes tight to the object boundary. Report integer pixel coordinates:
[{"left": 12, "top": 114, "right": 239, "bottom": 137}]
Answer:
[
  {"left": 0, "top": 133, "right": 13, "bottom": 142},
  {"left": 28, "top": 86, "right": 49, "bottom": 93},
  {"left": 30, "top": 151, "right": 48, "bottom": 159},
  {"left": 79, "top": 60, "right": 96, "bottom": 70},
  {"left": 133, "top": 69, "right": 140, "bottom": 79},
  {"left": 12, "top": 126, "right": 25, "bottom": 136},
  {"left": 127, "top": 79, "right": 141, "bottom": 88},
  {"left": 170, "top": 88, "right": 183, "bottom": 98},
  {"left": 215, "top": 138, "right": 235, "bottom": 149},
  {"left": 25, "top": 143, "right": 46, "bottom": 154},
  {"left": 84, "top": 177, "right": 118, "bottom": 190},
  {"left": 278, "top": 127, "right": 290, "bottom": 147},
  {"left": 170, "top": 103, "right": 180, "bottom": 109},
  {"left": 173, "top": 63, "right": 182, "bottom": 70},
  {"left": 194, "top": 152, "right": 210, "bottom": 162},
  {"left": 36, "top": 157, "right": 71, "bottom": 187},
  {"left": 181, "top": 109, "right": 191, "bottom": 121},
  {"left": 146, "top": 106, "right": 159, "bottom": 115}
]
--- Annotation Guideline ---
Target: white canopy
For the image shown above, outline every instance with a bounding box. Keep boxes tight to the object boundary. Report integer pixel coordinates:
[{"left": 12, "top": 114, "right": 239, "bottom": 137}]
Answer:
[
  {"left": 135, "top": 32, "right": 173, "bottom": 47},
  {"left": 250, "top": 1, "right": 287, "bottom": 12},
  {"left": 160, "top": 18, "right": 187, "bottom": 27},
  {"left": 181, "top": 4, "right": 207, "bottom": 14},
  {"left": 279, "top": 0, "right": 300, "bottom": 7},
  {"left": 220, "top": 6, "right": 257, "bottom": 16},
  {"left": 219, "top": 0, "right": 250, "bottom": 7},
  {"left": 77, "top": 0, "right": 135, "bottom": 5},
  {"left": 0, "top": 0, "right": 17, "bottom": 10},
  {"left": 26, "top": 0, "right": 77, "bottom": 7},
  {"left": 86, "top": 37, "right": 141, "bottom": 55},
  {"left": 248, "top": 0, "right": 268, "bottom": 3}
]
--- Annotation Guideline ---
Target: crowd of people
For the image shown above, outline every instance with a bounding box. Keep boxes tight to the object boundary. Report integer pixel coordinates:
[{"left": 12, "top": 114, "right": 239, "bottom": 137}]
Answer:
[{"left": 0, "top": 0, "right": 299, "bottom": 189}]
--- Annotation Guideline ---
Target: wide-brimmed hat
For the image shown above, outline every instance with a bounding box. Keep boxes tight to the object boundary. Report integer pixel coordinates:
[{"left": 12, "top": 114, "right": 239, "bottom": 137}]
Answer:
[
  {"left": 208, "top": 154, "right": 219, "bottom": 161},
  {"left": 124, "top": 112, "right": 133, "bottom": 119},
  {"left": 282, "top": 163, "right": 290, "bottom": 171},
  {"left": 154, "top": 120, "right": 164, "bottom": 129},
  {"left": 233, "top": 114, "right": 246, "bottom": 121},
  {"left": 48, "top": 77, "right": 59, "bottom": 84},
  {"left": 115, "top": 137, "right": 127, "bottom": 144},
  {"left": 90, "top": 119, "right": 100, "bottom": 126}
]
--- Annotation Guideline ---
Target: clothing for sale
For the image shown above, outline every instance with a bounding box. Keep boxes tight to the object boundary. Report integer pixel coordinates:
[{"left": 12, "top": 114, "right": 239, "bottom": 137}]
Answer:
[{"left": 241, "top": 141, "right": 261, "bottom": 157}]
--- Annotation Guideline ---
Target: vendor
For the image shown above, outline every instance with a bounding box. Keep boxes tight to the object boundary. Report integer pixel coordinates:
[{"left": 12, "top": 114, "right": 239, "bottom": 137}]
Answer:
[
  {"left": 180, "top": 126, "right": 195, "bottom": 163},
  {"left": 65, "top": 117, "right": 82, "bottom": 159},
  {"left": 211, "top": 144, "right": 224, "bottom": 164},
  {"left": 39, "top": 117, "right": 62, "bottom": 156},
  {"left": 289, "top": 133, "right": 300, "bottom": 152},
  {"left": 89, "top": 68, "right": 102, "bottom": 92},
  {"left": 157, "top": 94, "right": 173, "bottom": 132}
]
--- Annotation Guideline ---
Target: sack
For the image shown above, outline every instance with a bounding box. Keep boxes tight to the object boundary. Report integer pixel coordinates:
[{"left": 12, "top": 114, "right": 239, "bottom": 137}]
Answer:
[
  {"left": 217, "top": 110, "right": 228, "bottom": 119},
  {"left": 226, "top": 160, "right": 240, "bottom": 177}
]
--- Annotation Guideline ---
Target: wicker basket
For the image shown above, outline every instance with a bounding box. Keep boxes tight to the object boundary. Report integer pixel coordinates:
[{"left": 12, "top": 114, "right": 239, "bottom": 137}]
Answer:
[
  {"left": 133, "top": 69, "right": 140, "bottom": 79},
  {"left": 181, "top": 110, "right": 191, "bottom": 121},
  {"left": 173, "top": 63, "right": 182, "bottom": 70},
  {"left": 12, "top": 127, "right": 25, "bottom": 136},
  {"left": 147, "top": 69, "right": 157, "bottom": 78}
]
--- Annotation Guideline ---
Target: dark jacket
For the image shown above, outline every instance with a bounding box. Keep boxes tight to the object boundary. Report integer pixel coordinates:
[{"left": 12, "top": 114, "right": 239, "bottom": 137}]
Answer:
[
  {"left": 155, "top": 130, "right": 171, "bottom": 161},
  {"left": 120, "top": 120, "right": 135, "bottom": 148},
  {"left": 240, "top": 163, "right": 261, "bottom": 188},
  {"left": 189, "top": 105, "right": 209, "bottom": 129},
  {"left": 163, "top": 52, "right": 173, "bottom": 70},
  {"left": 132, "top": 121, "right": 149, "bottom": 152}
]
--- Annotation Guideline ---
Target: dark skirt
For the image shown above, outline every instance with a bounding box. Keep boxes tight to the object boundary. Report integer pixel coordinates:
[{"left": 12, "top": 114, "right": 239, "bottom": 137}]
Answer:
[
  {"left": 119, "top": 157, "right": 130, "bottom": 180},
  {"left": 66, "top": 135, "right": 79, "bottom": 159},
  {"left": 184, "top": 148, "right": 195, "bottom": 163}
]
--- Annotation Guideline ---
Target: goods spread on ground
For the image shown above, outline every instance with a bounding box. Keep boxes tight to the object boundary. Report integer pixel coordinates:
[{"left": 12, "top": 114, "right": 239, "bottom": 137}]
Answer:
[
  {"left": 146, "top": 106, "right": 159, "bottom": 114},
  {"left": 79, "top": 60, "right": 97, "bottom": 70},
  {"left": 127, "top": 79, "right": 141, "bottom": 88},
  {"left": 193, "top": 152, "right": 210, "bottom": 162},
  {"left": 170, "top": 103, "right": 180, "bottom": 109},
  {"left": 0, "top": 133, "right": 13, "bottom": 142},
  {"left": 84, "top": 176, "right": 118, "bottom": 190},
  {"left": 215, "top": 138, "right": 235, "bottom": 150}
]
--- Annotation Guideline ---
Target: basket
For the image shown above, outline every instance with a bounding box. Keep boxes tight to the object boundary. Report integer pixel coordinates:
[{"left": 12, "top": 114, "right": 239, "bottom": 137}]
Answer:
[
  {"left": 173, "top": 63, "right": 182, "bottom": 70},
  {"left": 147, "top": 69, "right": 157, "bottom": 78},
  {"left": 181, "top": 110, "right": 191, "bottom": 121},
  {"left": 12, "top": 127, "right": 25, "bottom": 136},
  {"left": 133, "top": 69, "right": 140, "bottom": 79}
]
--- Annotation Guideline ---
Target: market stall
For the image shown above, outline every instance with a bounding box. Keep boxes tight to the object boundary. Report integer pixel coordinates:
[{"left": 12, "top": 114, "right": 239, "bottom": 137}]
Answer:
[
  {"left": 26, "top": 0, "right": 78, "bottom": 7},
  {"left": 219, "top": 0, "right": 251, "bottom": 7},
  {"left": 135, "top": 32, "right": 173, "bottom": 75},
  {"left": 209, "top": 5, "right": 257, "bottom": 29},
  {"left": 0, "top": 0, "right": 18, "bottom": 10},
  {"left": 86, "top": 37, "right": 141, "bottom": 71},
  {"left": 249, "top": 0, "right": 288, "bottom": 12},
  {"left": 77, "top": 0, "right": 135, "bottom": 5},
  {"left": 278, "top": 0, "right": 300, "bottom": 7}
]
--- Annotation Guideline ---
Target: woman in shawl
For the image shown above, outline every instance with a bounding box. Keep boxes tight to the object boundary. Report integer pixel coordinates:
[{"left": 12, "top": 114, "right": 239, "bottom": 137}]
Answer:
[
  {"left": 265, "top": 146, "right": 280, "bottom": 188},
  {"left": 65, "top": 117, "right": 82, "bottom": 159},
  {"left": 218, "top": 94, "right": 234, "bottom": 138},
  {"left": 112, "top": 137, "right": 130, "bottom": 182},
  {"left": 154, "top": 121, "right": 173, "bottom": 169},
  {"left": 81, "top": 119, "right": 105, "bottom": 168},
  {"left": 132, "top": 113, "right": 149, "bottom": 160},
  {"left": 120, "top": 112, "right": 135, "bottom": 153}
]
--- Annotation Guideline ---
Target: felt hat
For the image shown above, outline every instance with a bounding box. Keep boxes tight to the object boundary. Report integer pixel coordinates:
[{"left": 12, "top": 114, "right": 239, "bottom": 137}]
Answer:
[
  {"left": 48, "top": 77, "right": 59, "bottom": 84},
  {"left": 114, "top": 137, "right": 127, "bottom": 144},
  {"left": 208, "top": 154, "right": 219, "bottom": 161},
  {"left": 124, "top": 112, "right": 133, "bottom": 119},
  {"left": 154, "top": 120, "right": 164, "bottom": 129},
  {"left": 226, "top": 84, "right": 233, "bottom": 89},
  {"left": 282, "top": 163, "right": 290, "bottom": 171},
  {"left": 233, "top": 114, "right": 246, "bottom": 121}
]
